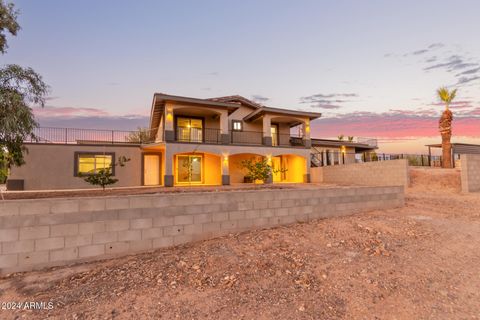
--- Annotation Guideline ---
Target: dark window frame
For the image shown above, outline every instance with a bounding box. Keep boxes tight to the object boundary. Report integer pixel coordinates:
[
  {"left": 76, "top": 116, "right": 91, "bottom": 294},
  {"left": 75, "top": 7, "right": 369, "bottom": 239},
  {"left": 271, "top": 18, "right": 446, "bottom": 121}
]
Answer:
[
  {"left": 74, "top": 152, "right": 116, "bottom": 177},
  {"left": 232, "top": 120, "right": 243, "bottom": 131},
  {"left": 174, "top": 115, "right": 205, "bottom": 142}
]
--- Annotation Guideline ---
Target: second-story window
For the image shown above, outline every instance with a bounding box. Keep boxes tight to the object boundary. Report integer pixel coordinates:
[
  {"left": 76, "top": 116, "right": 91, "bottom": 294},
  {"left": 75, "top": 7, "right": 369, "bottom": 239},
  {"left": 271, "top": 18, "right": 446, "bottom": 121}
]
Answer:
[{"left": 232, "top": 120, "right": 243, "bottom": 131}]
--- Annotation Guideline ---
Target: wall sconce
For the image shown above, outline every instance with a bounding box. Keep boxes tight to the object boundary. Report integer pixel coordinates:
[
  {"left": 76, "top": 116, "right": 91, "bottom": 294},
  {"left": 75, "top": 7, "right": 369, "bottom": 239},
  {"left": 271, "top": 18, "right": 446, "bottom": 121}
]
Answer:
[{"left": 166, "top": 108, "right": 173, "bottom": 122}]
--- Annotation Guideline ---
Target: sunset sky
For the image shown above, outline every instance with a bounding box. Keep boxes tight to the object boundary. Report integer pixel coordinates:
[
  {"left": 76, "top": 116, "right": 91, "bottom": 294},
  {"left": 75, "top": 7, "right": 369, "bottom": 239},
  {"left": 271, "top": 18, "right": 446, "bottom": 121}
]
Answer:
[{"left": 3, "top": 0, "right": 480, "bottom": 153}]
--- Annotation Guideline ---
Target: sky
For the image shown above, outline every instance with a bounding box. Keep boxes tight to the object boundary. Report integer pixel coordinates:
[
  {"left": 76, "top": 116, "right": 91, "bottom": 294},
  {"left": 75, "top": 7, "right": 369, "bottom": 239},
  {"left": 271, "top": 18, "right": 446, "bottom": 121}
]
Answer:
[{"left": 3, "top": 0, "right": 480, "bottom": 153}]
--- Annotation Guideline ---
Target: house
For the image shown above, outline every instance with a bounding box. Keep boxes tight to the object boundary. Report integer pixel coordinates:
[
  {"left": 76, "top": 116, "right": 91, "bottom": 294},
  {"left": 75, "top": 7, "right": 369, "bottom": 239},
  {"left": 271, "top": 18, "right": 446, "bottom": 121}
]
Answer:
[{"left": 7, "top": 93, "right": 377, "bottom": 190}]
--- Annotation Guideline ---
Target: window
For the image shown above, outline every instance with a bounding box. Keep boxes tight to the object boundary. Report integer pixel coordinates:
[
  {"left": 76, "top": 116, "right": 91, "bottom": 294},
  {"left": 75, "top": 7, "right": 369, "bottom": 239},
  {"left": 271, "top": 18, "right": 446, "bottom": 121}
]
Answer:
[
  {"left": 75, "top": 153, "right": 114, "bottom": 176},
  {"left": 176, "top": 117, "right": 203, "bottom": 142},
  {"left": 232, "top": 120, "right": 243, "bottom": 131}
]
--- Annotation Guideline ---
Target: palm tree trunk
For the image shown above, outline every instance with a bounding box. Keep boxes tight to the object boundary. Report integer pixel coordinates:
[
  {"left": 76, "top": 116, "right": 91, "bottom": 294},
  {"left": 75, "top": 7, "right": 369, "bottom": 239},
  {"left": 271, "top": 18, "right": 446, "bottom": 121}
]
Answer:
[{"left": 439, "top": 109, "right": 453, "bottom": 168}]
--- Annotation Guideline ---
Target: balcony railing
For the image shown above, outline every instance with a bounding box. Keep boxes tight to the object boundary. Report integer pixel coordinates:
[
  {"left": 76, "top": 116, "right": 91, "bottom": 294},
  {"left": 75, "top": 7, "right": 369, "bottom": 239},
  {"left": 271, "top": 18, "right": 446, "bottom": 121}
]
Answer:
[
  {"left": 175, "top": 127, "right": 222, "bottom": 144},
  {"left": 26, "top": 127, "right": 155, "bottom": 144},
  {"left": 230, "top": 130, "right": 263, "bottom": 145}
]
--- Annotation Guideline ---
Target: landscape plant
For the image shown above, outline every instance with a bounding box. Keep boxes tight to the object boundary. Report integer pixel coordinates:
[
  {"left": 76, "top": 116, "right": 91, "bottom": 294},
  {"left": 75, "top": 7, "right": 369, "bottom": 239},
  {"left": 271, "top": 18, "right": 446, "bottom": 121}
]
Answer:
[
  {"left": 127, "top": 127, "right": 151, "bottom": 143},
  {"left": 337, "top": 134, "right": 344, "bottom": 141},
  {"left": 437, "top": 87, "right": 456, "bottom": 168},
  {"left": 79, "top": 156, "right": 130, "bottom": 190},
  {"left": 240, "top": 157, "right": 287, "bottom": 184}
]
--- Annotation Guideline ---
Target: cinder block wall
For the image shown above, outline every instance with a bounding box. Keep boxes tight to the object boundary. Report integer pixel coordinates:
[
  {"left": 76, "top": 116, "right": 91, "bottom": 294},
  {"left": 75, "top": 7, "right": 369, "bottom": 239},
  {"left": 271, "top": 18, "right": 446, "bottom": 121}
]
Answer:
[
  {"left": 461, "top": 154, "right": 480, "bottom": 192},
  {"left": 311, "top": 160, "right": 409, "bottom": 188},
  {"left": 0, "top": 186, "right": 404, "bottom": 273}
]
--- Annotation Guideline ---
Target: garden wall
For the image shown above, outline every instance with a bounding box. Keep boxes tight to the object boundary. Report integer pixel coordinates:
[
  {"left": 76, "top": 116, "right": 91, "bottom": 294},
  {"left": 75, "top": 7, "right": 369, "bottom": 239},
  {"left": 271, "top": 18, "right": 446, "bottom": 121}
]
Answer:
[
  {"left": 461, "top": 154, "right": 480, "bottom": 192},
  {"left": 0, "top": 186, "right": 404, "bottom": 273},
  {"left": 310, "top": 159, "right": 410, "bottom": 188}
]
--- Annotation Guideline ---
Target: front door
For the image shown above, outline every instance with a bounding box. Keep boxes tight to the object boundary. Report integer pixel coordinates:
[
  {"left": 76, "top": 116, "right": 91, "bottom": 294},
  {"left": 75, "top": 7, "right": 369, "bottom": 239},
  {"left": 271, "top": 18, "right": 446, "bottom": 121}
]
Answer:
[{"left": 144, "top": 154, "right": 161, "bottom": 185}]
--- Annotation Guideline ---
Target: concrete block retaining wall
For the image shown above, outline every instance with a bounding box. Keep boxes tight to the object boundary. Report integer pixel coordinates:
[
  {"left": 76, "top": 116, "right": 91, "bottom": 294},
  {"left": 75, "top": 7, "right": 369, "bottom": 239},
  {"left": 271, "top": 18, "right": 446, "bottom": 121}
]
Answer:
[
  {"left": 0, "top": 186, "right": 404, "bottom": 273},
  {"left": 311, "top": 159, "right": 410, "bottom": 188},
  {"left": 461, "top": 154, "right": 480, "bottom": 192}
]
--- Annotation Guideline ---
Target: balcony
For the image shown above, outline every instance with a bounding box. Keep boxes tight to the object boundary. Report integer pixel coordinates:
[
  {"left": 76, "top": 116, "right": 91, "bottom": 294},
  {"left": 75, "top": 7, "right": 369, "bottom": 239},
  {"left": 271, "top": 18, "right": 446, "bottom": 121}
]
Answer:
[{"left": 26, "top": 127, "right": 307, "bottom": 148}]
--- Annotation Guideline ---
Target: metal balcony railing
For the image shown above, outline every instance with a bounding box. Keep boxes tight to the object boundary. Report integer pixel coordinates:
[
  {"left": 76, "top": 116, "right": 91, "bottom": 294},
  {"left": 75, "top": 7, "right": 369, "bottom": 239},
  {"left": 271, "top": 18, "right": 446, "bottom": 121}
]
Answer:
[
  {"left": 230, "top": 130, "right": 264, "bottom": 145},
  {"left": 26, "top": 127, "right": 156, "bottom": 144},
  {"left": 175, "top": 127, "right": 222, "bottom": 144}
]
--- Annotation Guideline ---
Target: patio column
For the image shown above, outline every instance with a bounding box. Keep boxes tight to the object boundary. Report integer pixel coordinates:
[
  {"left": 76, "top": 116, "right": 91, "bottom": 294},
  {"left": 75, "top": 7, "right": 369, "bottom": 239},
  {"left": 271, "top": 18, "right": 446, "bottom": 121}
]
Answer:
[
  {"left": 220, "top": 111, "right": 230, "bottom": 145},
  {"left": 163, "top": 147, "right": 174, "bottom": 187},
  {"left": 222, "top": 154, "right": 230, "bottom": 185},
  {"left": 303, "top": 155, "right": 311, "bottom": 183},
  {"left": 302, "top": 120, "right": 311, "bottom": 148},
  {"left": 262, "top": 115, "right": 272, "bottom": 146},
  {"left": 164, "top": 104, "right": 175, "bottom": 142}
]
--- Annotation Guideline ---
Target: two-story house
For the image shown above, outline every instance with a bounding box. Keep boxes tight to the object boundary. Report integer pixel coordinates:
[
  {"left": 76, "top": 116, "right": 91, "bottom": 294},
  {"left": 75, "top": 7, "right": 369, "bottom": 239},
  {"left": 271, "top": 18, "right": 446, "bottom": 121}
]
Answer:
[
  {"left": 8, "top": 93, "right": 324, "bottom": 190},
  {"left": 143, "top": 93, "right": 321, "bottom": 187}
]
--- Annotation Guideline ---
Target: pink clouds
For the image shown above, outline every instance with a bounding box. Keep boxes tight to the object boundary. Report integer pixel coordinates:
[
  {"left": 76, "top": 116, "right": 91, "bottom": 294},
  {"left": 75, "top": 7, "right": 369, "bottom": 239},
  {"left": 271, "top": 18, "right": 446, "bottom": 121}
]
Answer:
[
  {"left": 33, "top": 106, "right": 110, "bottom": 118},
  {"left": 311, "top": 110, "right": 480, "bottom": 139}
]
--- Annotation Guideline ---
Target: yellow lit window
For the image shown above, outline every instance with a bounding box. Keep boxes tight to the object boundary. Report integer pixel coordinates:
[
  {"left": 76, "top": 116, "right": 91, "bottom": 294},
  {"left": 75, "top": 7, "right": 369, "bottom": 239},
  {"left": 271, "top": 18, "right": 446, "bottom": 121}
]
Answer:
[{"left": 77, "top": 154, "right": 113, "bottom": 175}]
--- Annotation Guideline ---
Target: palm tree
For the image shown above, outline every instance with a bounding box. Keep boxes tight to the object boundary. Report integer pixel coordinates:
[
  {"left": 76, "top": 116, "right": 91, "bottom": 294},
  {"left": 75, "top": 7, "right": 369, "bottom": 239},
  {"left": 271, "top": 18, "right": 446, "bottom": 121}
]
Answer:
[{"left": 437, "top": 87, "right": 456, "bottom": 168}]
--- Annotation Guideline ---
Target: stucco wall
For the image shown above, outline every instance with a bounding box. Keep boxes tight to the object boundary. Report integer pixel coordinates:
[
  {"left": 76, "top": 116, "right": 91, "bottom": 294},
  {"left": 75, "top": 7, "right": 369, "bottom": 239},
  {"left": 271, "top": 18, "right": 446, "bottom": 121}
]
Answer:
[
  {"left": 311, "top": 159, "right": 410, "bottom": 188},
  {"left": 8, "top": 144, "right": 142, "bottom": 190},
  {"left": 0, "top": 185, "right": 404, "bottom": 273},
  {"left": 461, "top": 154, "right": 480, "bottom": 192}
]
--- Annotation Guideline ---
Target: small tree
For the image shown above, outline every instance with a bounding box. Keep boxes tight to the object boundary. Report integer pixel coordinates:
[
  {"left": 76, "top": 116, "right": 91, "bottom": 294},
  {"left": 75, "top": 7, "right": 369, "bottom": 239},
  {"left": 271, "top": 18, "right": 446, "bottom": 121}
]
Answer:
[
  {"left": 127, "top": 127, "right": 151, "bottom": 143},
  {"left": 348, "top": 136, "right": 354, "bottom": 142},
  {"left": 337, "top": 134, "right": 344, "bottom": 141},
  {"left": 240, "top": 157, "right": 287, "bottom": 184},
  {"left": 79, "top": 156, "right": 130, "bottom": 190}
]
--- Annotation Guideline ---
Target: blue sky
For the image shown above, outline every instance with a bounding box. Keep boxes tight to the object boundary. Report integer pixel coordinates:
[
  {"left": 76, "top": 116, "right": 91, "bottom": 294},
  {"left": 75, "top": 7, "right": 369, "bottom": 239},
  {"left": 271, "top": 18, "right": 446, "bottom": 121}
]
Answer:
[{"left": 3, "top": 0, "right": 480, "bottom": 151}]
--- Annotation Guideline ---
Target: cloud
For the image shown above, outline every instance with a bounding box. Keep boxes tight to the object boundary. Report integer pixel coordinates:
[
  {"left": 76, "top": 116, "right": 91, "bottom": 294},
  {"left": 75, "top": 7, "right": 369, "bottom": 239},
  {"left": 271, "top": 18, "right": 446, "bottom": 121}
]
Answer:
[
  {"left": 300, "top": 93, "right": 358, "bottom": 109},
  {"left": 310, "top": 107, "right": 480, "bottom": 139},
  {"left": 33, "top": 106, "right": 149, "bottom": 130},
  {"left": 33, "top": 106, "right": 110, "bottom": 118},
  {"left": 412, "top": 49, "right": 428, "bottom": 55},
  {"left": 457, "top": 75, "right": 480, "bottom": 85},
  {"left": 428, "top": 43, "right": 444, "bottom": 49},
  {"left": 251, "top": 95, "right": 269, "bottom": 103}
]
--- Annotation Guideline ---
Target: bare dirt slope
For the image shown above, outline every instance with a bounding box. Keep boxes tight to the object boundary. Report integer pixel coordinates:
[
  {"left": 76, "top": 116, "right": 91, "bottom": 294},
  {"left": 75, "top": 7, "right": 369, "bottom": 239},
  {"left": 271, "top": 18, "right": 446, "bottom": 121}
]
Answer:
[{"left": 1, "top": 168, "right": 479, "bottom": 319}]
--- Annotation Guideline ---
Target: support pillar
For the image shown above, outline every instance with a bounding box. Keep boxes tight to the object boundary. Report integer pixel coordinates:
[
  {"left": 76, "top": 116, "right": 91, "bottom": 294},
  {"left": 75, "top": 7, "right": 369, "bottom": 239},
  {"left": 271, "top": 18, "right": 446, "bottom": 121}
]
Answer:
[
  {"left": 163, "top": 147, "right": 174, "bottom": 187},
  {"left": 262, "top": 116, "right": 272, "bottom": 146},
  {"left": 222, "top": 154, "right": 230, "bottom": 185}
]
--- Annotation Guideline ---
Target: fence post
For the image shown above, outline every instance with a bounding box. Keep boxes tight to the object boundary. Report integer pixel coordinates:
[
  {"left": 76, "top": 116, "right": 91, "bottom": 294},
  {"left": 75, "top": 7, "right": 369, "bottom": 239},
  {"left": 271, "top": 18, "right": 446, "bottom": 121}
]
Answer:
[
  {"left": 111, "top": 130, "right": 114, "bottom": 144},
  {"left": 65, "top": 128, "right": 68, "bottom": 144},
  {"left": 421, "top": 155, "right": 424, "bottom": 166}
]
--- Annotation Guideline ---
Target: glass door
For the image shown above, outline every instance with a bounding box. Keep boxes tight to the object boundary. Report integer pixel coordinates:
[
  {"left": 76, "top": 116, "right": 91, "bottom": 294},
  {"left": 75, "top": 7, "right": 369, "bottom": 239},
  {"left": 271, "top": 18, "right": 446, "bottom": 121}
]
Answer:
[
  {"left": 176, "top": 117, "right": 203, "bottom": 142},
  {"left": 176, "top": 155, "right": 203, "bottom": 184}
]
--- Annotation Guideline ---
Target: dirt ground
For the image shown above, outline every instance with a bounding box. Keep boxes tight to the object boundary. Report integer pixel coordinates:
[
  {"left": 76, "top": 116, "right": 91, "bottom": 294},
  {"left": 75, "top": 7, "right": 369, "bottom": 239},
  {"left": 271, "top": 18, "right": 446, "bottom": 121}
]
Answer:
[{"left": 1, "top": 168, "right": 479, "bottom": 319}]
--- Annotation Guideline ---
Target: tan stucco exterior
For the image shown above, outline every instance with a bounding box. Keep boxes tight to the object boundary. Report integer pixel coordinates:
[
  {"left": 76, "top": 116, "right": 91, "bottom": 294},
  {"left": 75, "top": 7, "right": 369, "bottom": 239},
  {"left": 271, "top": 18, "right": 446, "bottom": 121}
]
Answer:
[{"left": 9, "top": 144, "right": 143, "bottom": 190}]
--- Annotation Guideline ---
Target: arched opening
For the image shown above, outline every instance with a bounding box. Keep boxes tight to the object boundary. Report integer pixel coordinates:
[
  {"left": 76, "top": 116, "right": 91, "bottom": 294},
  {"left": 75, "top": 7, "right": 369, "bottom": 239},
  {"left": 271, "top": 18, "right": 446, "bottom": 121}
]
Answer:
[
  {"left": 271, "top": 154, "right": 306, "bottom": 183},
  {"left": 172, "top": 151, "right": 222, "bottom": 186},
  {"left": 229, "top": 153, "right": 265, "bottom": 184}
]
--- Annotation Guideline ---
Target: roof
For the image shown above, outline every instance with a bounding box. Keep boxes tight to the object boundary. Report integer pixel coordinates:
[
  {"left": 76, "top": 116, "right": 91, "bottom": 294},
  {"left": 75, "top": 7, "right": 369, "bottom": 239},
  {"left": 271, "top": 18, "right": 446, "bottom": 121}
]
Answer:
[
  {"left": 149, "top": 93, "right": 241, "bottom": 131},
  {"left": 426, "top": 142, "right": 480, "bottom": 148},
  {"left": 243, "top": 106, "right": 322, "bottom": 124},
  {"left": 207, "top": 95, "right": 263, "bottom": 109},
  {"left": 149, "top": 93, "right": 322, "bottom": 130},
  {"left": 311, "top": 138, "right": 377, "bottom": 152}
]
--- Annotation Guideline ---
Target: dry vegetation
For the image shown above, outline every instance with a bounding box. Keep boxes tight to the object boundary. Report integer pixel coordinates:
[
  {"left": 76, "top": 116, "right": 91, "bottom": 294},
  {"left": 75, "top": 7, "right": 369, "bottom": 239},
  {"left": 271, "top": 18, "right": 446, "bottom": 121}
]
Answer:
[{"left": 1, "top": 168, "right": 479, "bottom": 319}]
